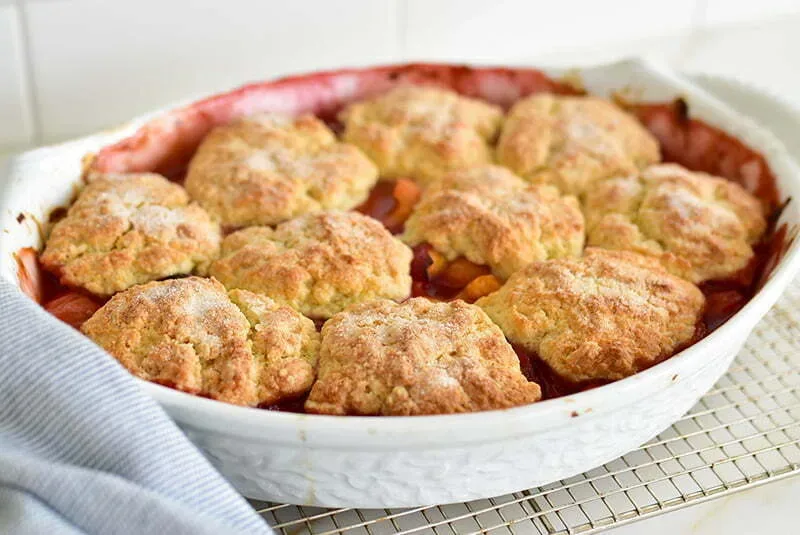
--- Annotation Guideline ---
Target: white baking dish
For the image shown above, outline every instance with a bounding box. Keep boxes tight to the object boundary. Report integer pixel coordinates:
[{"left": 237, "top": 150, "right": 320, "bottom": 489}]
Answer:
[{"left": 1, "top": 59, "right": 798, "bottom": 508}]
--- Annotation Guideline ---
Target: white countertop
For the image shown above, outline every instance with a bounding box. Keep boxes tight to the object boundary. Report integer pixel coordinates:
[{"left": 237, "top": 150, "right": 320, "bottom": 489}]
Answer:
[
  {"left": 534, "top": 13, "right": 800, "bottom": 106},
  {"left": 610, "top": 476, "right": 798, "bottom": 534}
]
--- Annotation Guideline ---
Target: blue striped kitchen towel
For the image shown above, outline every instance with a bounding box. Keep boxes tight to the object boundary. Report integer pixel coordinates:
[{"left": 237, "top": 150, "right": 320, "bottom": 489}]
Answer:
[{"left": 0, "top": 282, "right": 272, "bottom": 535}]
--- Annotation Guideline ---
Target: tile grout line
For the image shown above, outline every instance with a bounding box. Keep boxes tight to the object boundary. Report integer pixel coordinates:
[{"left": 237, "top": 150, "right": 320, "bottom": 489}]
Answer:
[
  {"left": 673, "top": 0, "right": 708, "bottom": 70},
  {"left": 13, "top": 0, "right": 43, "bottom": 147}
]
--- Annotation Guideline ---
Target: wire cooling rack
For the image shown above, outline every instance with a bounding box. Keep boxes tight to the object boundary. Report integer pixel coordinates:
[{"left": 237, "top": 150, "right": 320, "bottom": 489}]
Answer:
[
  {"left": 251, "top": 278, "right": 800, "bottom": 535},
  {"left": 248, "top": 76, "right": 800, "bottom": 534}
]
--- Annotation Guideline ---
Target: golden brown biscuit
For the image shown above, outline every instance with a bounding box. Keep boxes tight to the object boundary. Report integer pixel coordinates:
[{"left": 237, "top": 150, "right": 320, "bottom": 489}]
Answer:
[
  {"left": 305, "top": 298, "right": 541, "bottom": 416},
  {"left": 82, "top": 277, "right": 319, "bottom": 406},
  {"left": 584, "top": 164, "right": 767, "bottom": 283},
  {"left": 40, "top": 173, "right": 220, "bottom": 297},
  {"left": 340, "top": 86, "right": 503, "bottom": 185},
  {"left": 185, "top": 113, "right": 378, "bottom": 227},
  {"left": 496, "top": 94, "right": 660, "bottom": 195},
  {"left": 209, "top": 211, "right": 413, "bottom": 318},
  {"left": 477, "top": 248, "right": 704, "bottom": 383},
  {"left": 402, "top": 165, "right": 585, "bottom": 279}
]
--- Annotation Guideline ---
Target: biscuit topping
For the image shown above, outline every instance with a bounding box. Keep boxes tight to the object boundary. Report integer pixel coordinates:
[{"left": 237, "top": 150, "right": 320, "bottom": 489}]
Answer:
[
  {"left": 477, "top": 249, "right": 705, "bottom": 383},
  {"left": 209, "top": 211, "right": 413, "bottom": 318},
  {"left": 584, "top": 164, "right": 767, "bottom": 282},
  {"left": 305, "top": 298, "right": 541, "bottom": 415},
  {"left": 402, "top": 165, "right": 585, "bottom": 279},
  {"left": 497, "top": 94, "right": 660, "bottom": 195},
  {"left": 185, "top": 113, "right": 378, "bottom": 227},
  {"left": 40, "top": 173, "right": 220, "bottom": 296},
  {"left": 340, "top": 86, "right": 503, "bottom": 185},
  {"left": 82, "top": 277, "right": 320, "bottom": 406}
]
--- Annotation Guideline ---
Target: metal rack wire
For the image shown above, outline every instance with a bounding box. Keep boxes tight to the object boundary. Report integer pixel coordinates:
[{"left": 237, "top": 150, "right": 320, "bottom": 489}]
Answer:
[
  {"left": 248, "top": 76, "right": 800, "bottom": 534},
  {"left": 251, "top": 277, "right": 800, "bottom": 535}
]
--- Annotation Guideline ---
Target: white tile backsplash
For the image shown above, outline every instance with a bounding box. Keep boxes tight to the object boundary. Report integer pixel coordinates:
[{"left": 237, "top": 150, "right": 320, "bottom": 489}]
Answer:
[
  {"left": 684, "top": 15, "right": 800, "bottom": 104},
  {"left": 23, "top": 0, "right": 397, "bottom": 142},
  {"left": 703, "top": 0, "right": 800, "bottom": 26},
  {"left": 0, "top": 5, "right": 34, "bottom": 148},
  {"left": 2, "top": 0, "right": 799, "bottom": 147},
  {"left": 403, "top": 0, "right": 696, "bottom": 61},
  {"left": 527, "top": 32, "right": 692, "bottom": 68}
]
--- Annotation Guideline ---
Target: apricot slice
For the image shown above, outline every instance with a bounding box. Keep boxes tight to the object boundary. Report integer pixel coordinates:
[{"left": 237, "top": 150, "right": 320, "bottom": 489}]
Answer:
[
  {"left": 455, "top": 274, "right": 502, "bottom": 303},
  {"left": 44, "top": 293, "right": 102, "bottom": 329}
]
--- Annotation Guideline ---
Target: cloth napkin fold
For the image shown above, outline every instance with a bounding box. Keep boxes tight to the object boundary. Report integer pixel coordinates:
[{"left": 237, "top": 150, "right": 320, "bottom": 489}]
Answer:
[{"left": 0, "top": 282, "right": 272, "bottom": 535}]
